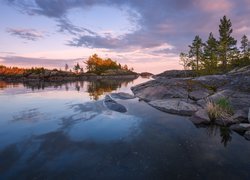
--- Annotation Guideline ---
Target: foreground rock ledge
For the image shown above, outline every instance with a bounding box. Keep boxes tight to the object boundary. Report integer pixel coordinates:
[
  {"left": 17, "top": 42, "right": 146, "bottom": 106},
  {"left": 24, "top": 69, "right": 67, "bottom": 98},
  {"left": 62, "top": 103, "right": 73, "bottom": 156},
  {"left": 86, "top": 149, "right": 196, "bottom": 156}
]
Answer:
[{"left": 131, "top": 66, "right": 250, "bottom": 127}]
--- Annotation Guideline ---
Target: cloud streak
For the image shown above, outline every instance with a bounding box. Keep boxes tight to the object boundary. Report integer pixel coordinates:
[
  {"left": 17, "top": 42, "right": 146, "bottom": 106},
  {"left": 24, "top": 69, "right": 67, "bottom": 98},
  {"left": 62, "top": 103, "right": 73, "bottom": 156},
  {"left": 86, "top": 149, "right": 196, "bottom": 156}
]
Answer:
[
  {"left": 6, "top": 28, "right": 44, "bottom": 41},
  {"left": 0, "top": 55, "right": 82, "bottom": 68}
]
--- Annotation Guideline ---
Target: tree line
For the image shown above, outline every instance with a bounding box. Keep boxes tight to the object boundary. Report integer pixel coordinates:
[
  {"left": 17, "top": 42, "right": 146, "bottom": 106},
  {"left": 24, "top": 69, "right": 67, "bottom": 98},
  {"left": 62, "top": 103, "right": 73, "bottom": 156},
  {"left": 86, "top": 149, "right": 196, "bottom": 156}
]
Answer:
[{"left": 180, "top": 15, "right": 250, "bottom": 75}]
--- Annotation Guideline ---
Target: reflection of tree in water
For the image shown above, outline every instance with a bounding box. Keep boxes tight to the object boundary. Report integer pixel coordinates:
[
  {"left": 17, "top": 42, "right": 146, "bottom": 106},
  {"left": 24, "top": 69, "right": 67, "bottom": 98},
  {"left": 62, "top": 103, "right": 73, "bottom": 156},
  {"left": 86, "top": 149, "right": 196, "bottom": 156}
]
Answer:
[
  {"left": 204, "top": 125, "right": 232, "bottom": 147},
  {"left": 87, "top": 79, "right": 134, "bottom": 100},
  {"left": 0, "top": 79, "right": 134, "bottom": 99},
  {"left": 0, "top": 81, "right": 20, "bottom": 89}
]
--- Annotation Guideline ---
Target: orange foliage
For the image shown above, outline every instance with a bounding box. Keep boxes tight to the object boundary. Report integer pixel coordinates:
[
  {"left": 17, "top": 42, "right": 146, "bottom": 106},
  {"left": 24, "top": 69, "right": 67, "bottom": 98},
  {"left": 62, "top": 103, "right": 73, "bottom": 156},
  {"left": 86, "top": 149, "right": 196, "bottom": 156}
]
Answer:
[{"left": 0, "top": 65, "right": 26, "bottom": 76}]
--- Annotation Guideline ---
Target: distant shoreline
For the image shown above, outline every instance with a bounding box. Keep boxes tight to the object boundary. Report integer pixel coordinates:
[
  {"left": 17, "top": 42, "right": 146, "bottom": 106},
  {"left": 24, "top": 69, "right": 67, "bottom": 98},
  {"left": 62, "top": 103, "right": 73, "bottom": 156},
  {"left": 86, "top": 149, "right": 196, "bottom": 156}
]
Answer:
[{"left": 0, "top": 73, "right": 139, "bottom": 82}]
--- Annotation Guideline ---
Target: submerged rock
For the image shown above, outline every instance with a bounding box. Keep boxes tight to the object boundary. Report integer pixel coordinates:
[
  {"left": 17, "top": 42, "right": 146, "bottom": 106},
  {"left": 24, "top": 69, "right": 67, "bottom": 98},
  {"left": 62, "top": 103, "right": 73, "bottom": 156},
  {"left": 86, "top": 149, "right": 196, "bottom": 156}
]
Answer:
[
  {"left": 104, "top": 95, "right": 127, "bottom": 113},
  {"left": 110, "top": 92, "right": 135, "bottom": 100},
  {"left": 148, "top": 99, "right": 199, "bottom": 116}
]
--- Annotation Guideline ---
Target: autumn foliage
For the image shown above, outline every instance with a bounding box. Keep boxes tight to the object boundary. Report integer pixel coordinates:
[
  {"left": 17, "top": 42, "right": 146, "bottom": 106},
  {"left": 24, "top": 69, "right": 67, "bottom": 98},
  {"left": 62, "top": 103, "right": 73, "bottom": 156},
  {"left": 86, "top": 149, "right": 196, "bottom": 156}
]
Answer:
[
  {"left": 84, "top": 54, "right": 131, "bottom": 74},
  {"left": 0, "top": 65, "right": 26, "bottom": 76}
]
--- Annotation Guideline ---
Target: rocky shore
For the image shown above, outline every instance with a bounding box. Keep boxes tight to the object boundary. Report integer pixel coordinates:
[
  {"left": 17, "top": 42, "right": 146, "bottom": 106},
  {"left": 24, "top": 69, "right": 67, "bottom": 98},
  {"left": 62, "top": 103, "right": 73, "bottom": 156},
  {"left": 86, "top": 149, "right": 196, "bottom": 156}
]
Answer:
[
  {"left": 0, "top": 69, "right": 139, "bottom": 82},
  {"left": 131, "top": 66, "right": 250, "bottom": 140}
]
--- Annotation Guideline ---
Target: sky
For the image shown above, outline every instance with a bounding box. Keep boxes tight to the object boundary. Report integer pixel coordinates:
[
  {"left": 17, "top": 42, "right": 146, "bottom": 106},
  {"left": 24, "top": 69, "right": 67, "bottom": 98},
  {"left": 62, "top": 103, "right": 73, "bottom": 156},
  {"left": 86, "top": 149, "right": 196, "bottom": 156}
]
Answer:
[{"left": 0, "top": 0, "right": 250, "bottom": 73}]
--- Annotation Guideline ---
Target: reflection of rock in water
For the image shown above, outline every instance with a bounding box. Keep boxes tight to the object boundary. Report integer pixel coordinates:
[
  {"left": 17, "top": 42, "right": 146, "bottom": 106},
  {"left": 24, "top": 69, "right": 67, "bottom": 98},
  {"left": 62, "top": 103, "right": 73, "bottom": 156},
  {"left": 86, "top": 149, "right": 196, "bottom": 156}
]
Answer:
[{"left": 87, "top": 79, "right": 134, "bottom": 100}]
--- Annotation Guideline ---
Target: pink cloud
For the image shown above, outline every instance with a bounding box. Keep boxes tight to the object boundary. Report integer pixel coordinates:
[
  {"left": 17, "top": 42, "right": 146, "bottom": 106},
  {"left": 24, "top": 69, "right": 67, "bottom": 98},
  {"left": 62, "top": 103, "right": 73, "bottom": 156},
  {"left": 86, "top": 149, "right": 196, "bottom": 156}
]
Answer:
[{"left": 196, "top": 0, "right": 233, "bottom": 12}]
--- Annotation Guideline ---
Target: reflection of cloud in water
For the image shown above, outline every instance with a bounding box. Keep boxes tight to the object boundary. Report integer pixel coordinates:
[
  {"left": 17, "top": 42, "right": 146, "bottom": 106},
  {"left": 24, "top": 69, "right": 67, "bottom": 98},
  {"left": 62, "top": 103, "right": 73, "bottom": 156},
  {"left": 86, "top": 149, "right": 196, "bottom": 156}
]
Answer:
[
  {"left": 12, "top": 108, "right": 43, "bottom": 123},
  {"left": 61, "top": 101, "right": 141, "bottom": 141}
]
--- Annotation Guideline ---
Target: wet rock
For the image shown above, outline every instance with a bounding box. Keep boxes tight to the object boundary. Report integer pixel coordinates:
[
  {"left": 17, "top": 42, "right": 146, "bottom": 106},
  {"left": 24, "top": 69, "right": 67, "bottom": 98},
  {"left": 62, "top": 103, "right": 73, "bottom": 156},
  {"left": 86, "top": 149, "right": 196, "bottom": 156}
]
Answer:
[
  {"left": 230, "top": 123, "right": 250, "bottom": 133},
  {"left": 104, "top": 95, "right": 127, "bottom": 113},
  {"left": 244, "top": 131, "right": 250, "bottom": 140},
  {"left": 190, "top": 109, "right": 210, "bottom": 124},
  {"left": 110, "top": 92, "right": 135, "bottom": 100},
  {"left": 148, "top": 99, "right": 199, "bottom": 116}
]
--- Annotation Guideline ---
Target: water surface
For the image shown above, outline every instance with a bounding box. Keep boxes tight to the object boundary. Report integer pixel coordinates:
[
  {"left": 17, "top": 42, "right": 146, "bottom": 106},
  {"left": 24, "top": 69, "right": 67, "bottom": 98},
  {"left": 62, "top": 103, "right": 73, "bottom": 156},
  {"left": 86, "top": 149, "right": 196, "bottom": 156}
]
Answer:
[{"left": 0, "top": 78, "right": 250, "bottom": 179}]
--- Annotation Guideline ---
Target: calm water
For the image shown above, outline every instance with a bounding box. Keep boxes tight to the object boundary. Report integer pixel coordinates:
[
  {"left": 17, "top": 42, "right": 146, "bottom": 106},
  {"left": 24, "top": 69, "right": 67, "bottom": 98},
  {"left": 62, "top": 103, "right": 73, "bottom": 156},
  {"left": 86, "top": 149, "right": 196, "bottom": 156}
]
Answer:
[{"left": 0, "top": 77, "right": 250, "bottom": 180}]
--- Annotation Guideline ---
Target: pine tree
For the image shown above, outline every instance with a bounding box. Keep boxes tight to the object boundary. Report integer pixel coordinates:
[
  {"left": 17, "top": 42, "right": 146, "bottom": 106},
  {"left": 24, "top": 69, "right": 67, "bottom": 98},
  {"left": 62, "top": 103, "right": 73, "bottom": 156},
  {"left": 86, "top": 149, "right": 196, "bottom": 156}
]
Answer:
[
  {"left": 203, "top": 32, "right": 219, "bottom": 74},
  {"left": 218, "top": 15, "right": 237, "bottom": 70},
  {"left": 188, "top": 35, "right": 204, "bottom": 71},
  {"left": 240, "top": 35, "right": 249, "bottom": 58}
]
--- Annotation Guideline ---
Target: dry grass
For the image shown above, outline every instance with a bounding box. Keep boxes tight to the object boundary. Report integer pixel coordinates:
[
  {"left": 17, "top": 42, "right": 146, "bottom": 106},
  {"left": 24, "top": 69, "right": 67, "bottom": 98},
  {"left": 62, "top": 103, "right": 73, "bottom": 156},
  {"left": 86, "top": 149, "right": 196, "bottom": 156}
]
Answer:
[{"left": 206, "top": 99, "right": 233, "bottom": 124}]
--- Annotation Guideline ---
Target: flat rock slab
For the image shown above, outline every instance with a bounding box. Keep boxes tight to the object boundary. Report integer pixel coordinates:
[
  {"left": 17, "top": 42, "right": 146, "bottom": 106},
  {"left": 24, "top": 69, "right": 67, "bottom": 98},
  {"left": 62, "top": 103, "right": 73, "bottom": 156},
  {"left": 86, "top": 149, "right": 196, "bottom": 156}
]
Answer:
[
  {"left": 104, "top": 95, "right": 127, "bottom": 113},
  {"left": 110, "top": 92, "right": 135, "bottom": 100},
  {"left": 149, "top": 99, "right": 199, "bottom": 116}
]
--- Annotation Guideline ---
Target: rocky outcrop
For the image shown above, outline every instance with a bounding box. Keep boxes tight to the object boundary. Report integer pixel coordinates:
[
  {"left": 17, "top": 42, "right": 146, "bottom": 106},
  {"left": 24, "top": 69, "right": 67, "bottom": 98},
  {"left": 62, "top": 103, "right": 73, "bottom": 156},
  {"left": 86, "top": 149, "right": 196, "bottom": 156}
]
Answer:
[{"left": 131, "top": 66, "right": 250, "bottom": 129}]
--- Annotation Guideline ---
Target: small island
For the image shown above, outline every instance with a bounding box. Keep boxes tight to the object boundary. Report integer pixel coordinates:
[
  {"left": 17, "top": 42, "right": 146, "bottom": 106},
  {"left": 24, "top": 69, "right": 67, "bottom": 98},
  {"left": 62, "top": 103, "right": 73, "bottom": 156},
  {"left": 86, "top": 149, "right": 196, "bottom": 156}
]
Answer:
[{"left": 0, "top": 54, "right": 138, "bottom": 82}]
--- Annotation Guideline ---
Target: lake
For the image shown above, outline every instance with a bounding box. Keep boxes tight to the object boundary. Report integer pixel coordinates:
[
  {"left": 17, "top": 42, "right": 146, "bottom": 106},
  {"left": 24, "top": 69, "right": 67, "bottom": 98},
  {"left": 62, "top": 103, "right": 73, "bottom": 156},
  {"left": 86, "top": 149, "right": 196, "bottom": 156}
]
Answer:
[{"left": 0, "top": 77, "right": 250, "bottom": 179}]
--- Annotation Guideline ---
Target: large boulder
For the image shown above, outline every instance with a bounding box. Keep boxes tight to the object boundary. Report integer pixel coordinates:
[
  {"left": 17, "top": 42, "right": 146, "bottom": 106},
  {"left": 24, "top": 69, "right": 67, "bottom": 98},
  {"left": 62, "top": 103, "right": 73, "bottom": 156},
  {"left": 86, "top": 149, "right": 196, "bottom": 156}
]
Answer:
[{"left": 148, "top": 99, "right": 199, "bottom": 116}]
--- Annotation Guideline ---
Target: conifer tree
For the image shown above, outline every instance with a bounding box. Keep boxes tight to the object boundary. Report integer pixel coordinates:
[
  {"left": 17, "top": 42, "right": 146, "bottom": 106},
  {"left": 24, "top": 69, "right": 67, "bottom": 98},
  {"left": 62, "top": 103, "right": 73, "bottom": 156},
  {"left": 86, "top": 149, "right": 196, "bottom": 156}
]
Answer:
[
  {"left": 203, "top": 32, "right": 218, "bottom": 74},
  {"left": 188, "top": 35, "right": 204, "bottom": 71},
  {"left": 240, "top": 35, "right": 249, "bottom": 58},
  {"left": 218, "top": 15, "right": 237, "bottom": 70}
]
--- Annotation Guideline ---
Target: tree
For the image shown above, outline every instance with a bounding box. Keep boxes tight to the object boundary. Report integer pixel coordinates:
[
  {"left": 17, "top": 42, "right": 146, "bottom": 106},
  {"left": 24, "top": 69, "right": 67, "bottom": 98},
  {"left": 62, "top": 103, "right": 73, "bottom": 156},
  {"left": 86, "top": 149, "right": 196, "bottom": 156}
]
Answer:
[
  {"left": 65, "top": 63, "right": 69, "bottom": 71},
  {"left": 188, "top": 35, "right": 204, "bottom": 71},
  {"left": 203, "top": 32, "right": 219, "bottom": 74},
  {"left": 74, "top": 63, "right": 81, "bottom": 73},
  {"left": 179, "top": 52, "right": 190, "bottom": 71},
  {"left": 240, "top": 35, "right": 249, "bottom": 58},
  {"left": 218, "top": 15, "right": 237, "bottom": 70}
]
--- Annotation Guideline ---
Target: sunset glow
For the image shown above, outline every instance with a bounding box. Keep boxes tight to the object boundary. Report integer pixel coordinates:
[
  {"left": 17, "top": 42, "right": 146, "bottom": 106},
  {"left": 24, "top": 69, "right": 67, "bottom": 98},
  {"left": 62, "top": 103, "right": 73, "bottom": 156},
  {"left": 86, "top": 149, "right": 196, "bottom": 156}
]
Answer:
[{"left": 1, "top": 0, "right": 250, "bottom": 73}]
